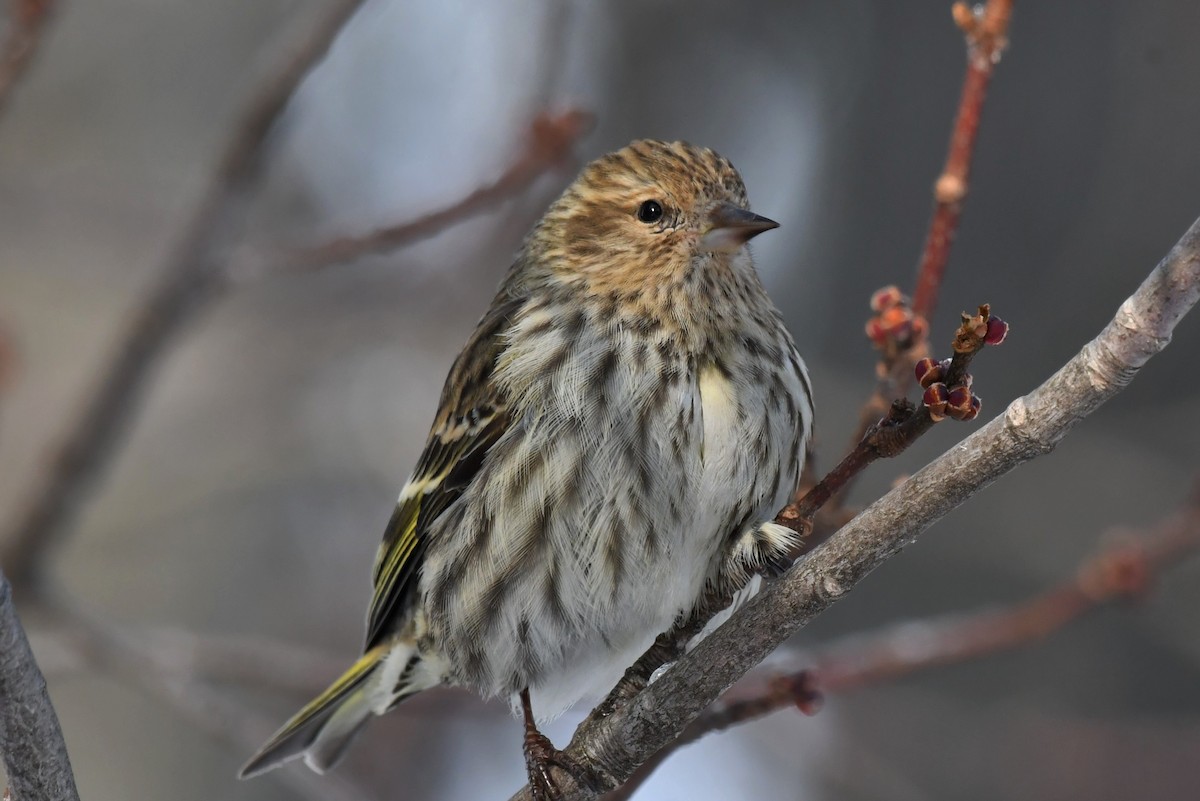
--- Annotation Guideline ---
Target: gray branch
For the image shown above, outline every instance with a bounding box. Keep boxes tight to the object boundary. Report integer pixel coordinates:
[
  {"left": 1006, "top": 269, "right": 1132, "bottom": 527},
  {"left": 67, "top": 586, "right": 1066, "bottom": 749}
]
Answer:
[
  {"left": 508, "top": 216, "right": 1200, "bottom": 800},
  {"left": 0, "top": 570, "right": 80, "bottom": 801}
]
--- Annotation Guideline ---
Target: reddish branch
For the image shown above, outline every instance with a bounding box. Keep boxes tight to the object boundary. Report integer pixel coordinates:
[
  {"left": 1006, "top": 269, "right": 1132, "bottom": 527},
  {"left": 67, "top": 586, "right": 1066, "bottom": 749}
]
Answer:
[
  {"left": 604, "top": 484, "right": 1200, "bottom": 800},
  {"left": 233, "top": 109, "right": 594, "bottom": 280},
  {"left": 912, "top": 0, "right": 1013, "bottom": 318},
  {"left": 833, "top": 0, "right": 1014, "bottom": 511},
  {"left": 0, "top": 0, "right": 54, "bottom": 119},
  {"left": 782, "top": 305, "right": 1003, "bottom": 549},
  {"left": 781, "top": 306, "right": 1007, "bottom": 557},
  {"left": 749, "top": 488, "right": 1197, "bottom": 708}
]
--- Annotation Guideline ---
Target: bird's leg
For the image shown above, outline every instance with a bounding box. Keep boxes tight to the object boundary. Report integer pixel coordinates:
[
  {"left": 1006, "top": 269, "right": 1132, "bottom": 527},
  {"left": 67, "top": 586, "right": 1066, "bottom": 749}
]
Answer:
[{"left": 520, "top": 688, "right": 600, "bottom": 801}]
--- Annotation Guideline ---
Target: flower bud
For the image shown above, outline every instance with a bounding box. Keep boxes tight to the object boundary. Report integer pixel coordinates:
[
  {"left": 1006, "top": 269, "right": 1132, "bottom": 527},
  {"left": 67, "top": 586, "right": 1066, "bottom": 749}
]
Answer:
[
  {"left": 914, "top": 357, "right": 944, "bottom": 388},
  {"left": 923, "top": 382, "right": 949, "bottom": 421},
  {"left": 870, "top": 285, "right": 904, "bottom": 313},
  {"left": 984, "top": 316, "right": 1009, "bottom": 345},
  {"left": 961, "top": 395, "right": 982, "bottom": 421},
  {"left": 946, "top": 385, "right": 975, "bottom": 420}
]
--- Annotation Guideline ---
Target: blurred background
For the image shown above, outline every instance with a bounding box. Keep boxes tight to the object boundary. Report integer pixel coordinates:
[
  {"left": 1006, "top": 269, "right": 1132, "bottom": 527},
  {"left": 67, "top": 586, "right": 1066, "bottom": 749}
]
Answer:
[{"left": 2, "top": 0, "right": 1200, "bottom": 799}]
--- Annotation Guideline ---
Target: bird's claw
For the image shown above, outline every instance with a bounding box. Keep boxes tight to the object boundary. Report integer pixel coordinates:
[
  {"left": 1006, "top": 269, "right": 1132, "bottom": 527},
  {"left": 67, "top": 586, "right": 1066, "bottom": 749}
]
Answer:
[{"left": 523, "top": 730, "right": 598, "bottom": 801}]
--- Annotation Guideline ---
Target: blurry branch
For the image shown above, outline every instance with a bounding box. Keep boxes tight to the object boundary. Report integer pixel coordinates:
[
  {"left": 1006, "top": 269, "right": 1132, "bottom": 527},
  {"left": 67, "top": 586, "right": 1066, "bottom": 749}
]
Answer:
[
  {"left": 0, "top": 0, "right": 54, "bottom": 120},
  {"left": 0, "top": 0, "right": 371, "bottom": 593},
  {"left": 509, "top": 215, "right": 1200, "bottom": 801},
  {"left": 0, "top": 568, "right": 80, "bottom": 801},
  {"left": 34, "top": 605, "right": 378, "bottom": 801},
  {"left": 33, "top": 623, "right": 348, "bottom": 697},
  {"left": 0, "top": 6, "right": 380, "bottom": 793},
  {"left": 168, "top": 682, "right": 380, "bottom": 801},
  {"left": 605, "top": 483, "right": 1200, "bottom": 800},
  {"left": 834, "top": 0, "right": 1014, "bottom": 510},
  {"left": 0, "top": 0, "right": 591, "bottom": 593},
  {"left": 228, "top": 109, "right": 594, "bottom": 282},
  {"left": 0, "top": 316, "right": 16, "bottom": 398}
]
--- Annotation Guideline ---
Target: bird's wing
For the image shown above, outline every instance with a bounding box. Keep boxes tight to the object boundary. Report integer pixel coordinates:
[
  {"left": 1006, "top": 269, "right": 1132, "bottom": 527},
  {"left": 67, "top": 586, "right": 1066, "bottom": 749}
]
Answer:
[{"left": 363, "top": 295, "right": 520, "bottom": 650}]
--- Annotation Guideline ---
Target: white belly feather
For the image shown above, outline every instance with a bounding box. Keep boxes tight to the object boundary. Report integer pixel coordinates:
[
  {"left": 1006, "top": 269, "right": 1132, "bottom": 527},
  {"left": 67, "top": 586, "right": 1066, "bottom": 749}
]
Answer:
[{"left": 522, "top": 364, "right": 758, "bottom": 718}]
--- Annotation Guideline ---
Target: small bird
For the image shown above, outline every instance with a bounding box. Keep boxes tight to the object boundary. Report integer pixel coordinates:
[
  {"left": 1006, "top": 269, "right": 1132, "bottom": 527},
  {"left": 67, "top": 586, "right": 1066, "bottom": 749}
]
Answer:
[{"left": 240, "top": 139, "right": 813, "bottom": 798}]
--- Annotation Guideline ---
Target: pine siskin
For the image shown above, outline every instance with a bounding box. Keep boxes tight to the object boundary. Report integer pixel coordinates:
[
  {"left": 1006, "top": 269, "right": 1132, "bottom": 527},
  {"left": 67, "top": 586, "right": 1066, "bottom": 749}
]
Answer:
[{"left": 240, "top": 139, "right": 814, "bottom": 797}]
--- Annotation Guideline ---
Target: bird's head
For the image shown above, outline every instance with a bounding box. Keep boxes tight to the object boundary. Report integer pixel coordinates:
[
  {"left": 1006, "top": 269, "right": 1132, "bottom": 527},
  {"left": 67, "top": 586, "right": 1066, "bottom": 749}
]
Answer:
[{"left": 524, "top": 140, "right": 777, "bottom": 296}]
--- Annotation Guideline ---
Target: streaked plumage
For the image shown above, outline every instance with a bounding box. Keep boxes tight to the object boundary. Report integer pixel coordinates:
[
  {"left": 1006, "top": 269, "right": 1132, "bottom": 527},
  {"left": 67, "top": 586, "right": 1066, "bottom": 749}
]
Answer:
[{"left": 241, "top": 139, "right": 813, "bottom": 791}]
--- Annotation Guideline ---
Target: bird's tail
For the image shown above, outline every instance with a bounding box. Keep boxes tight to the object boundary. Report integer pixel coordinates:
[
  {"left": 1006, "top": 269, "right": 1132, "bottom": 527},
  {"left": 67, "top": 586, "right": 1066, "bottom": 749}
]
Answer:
[{"left": 239, "top": 641, "right": 426, "bottom": 778}]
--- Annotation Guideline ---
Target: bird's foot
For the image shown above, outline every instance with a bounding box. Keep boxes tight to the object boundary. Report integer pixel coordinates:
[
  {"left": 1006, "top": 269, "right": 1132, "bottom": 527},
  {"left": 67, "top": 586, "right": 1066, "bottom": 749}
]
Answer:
[
  {"left": 520, "top": 687, "right": 601, "bottom": 800},
  {"left": 523, "top": 729, "right": 598, "bottom": 801}
]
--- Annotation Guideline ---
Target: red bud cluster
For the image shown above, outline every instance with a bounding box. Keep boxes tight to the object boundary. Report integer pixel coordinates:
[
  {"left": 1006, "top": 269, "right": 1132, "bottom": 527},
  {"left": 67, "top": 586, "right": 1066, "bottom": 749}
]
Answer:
[
  {"left": 914, "top": 357, "right": 951, "bottom": 388},
  {"left": 954, "top": 303, "right": 1008, "bottom": 353},
  {"left": 922, "top": 382, "right": 981, "bottom": 422},
  {"left": 919, "top": 303, "right": 1009, "bottom": 423},
  {"left": 865, "top": 286, "right": 929, "bottom": 350}
]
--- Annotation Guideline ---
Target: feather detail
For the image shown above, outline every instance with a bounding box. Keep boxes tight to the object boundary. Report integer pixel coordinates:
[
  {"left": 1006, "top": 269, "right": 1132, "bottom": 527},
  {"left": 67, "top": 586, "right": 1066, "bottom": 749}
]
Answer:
[
  {"left": 363, "top": 292, "right": 520, "bottom": 650},
  {"left": 366, "top": 408, "right": 508, "bottom": 648},
  {"left": 238, "top": 644, "right": 390, "bottom": 778}
]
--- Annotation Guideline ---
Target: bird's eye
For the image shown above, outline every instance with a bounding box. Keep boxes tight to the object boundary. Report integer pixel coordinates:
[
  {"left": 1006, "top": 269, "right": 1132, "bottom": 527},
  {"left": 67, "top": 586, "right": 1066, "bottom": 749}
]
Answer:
[{"left": 636, "top": 199, "right": 664, "bottom": 224}]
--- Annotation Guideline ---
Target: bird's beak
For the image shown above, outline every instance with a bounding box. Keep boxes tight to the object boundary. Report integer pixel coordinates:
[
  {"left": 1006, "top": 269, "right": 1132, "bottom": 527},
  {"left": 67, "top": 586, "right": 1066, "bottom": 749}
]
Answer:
[{"left": 700, "top": 203, "right": 779, "bottom": 253}]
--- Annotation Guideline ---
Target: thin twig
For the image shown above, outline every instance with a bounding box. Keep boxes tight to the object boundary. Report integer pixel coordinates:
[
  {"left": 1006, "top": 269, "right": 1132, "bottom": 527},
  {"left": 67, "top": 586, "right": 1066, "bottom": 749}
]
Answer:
[
  {"left": 835, "top": 288, "right": 930, "bottom": 511},
  {"left": 0, "top": 0, "right": 54, "bottom": 120},
  {"left": 604, "top": 484, "right": 1200, "bottom": 800},
  {"left": 508, "top": 215, "right": 1200, "bottom": 800},
  {"left": 782, "top": 305, "right": 1000, "bottom": 542},
  {"left": 912, "top": 0, "right": 1014, "bottom": 318},
  {"left": 0, "top": 0, "right": 370, "bottom": 594},
  {"left": 833, "top": 0, "right": 1015, "bottom": 510},
  {"left": 229, "top": 109, "right": 594, "bottom": 281},
  {"left": 0, "top": 568, "right": 80, "bottom": 801}
]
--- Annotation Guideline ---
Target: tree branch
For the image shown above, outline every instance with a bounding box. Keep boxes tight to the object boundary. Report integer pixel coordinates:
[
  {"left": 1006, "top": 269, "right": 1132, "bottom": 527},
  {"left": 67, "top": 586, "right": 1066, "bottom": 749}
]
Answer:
[
  {"left": 912, "top": 0, "right": 1013, "bottom": 318},
  {"left": 507, "top": 216, "right": 1200, "bottom": 800},
  {"left": 0, "top": 0, "right": 369, "bottom": 594},
  {"left": 0, "top": 569, "right": 80, "bottom": 801},
  {"left": 604, "top": 482, "right": 1200, "bottom": 800},
  {"left": 0, "top": 0, "right": 54, "bottom": 120},
  {"left": 229, "top": 109, "right": 594, "bottom": 281},
  {"left": 0, "top": 1, "right": 593, "bottom": 596},
  {"left": 31, "top": 623, "right": 347, "bottom": 696},
  {"left": 836, "top": 0, "right": 1015, "bottom": 509}
]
